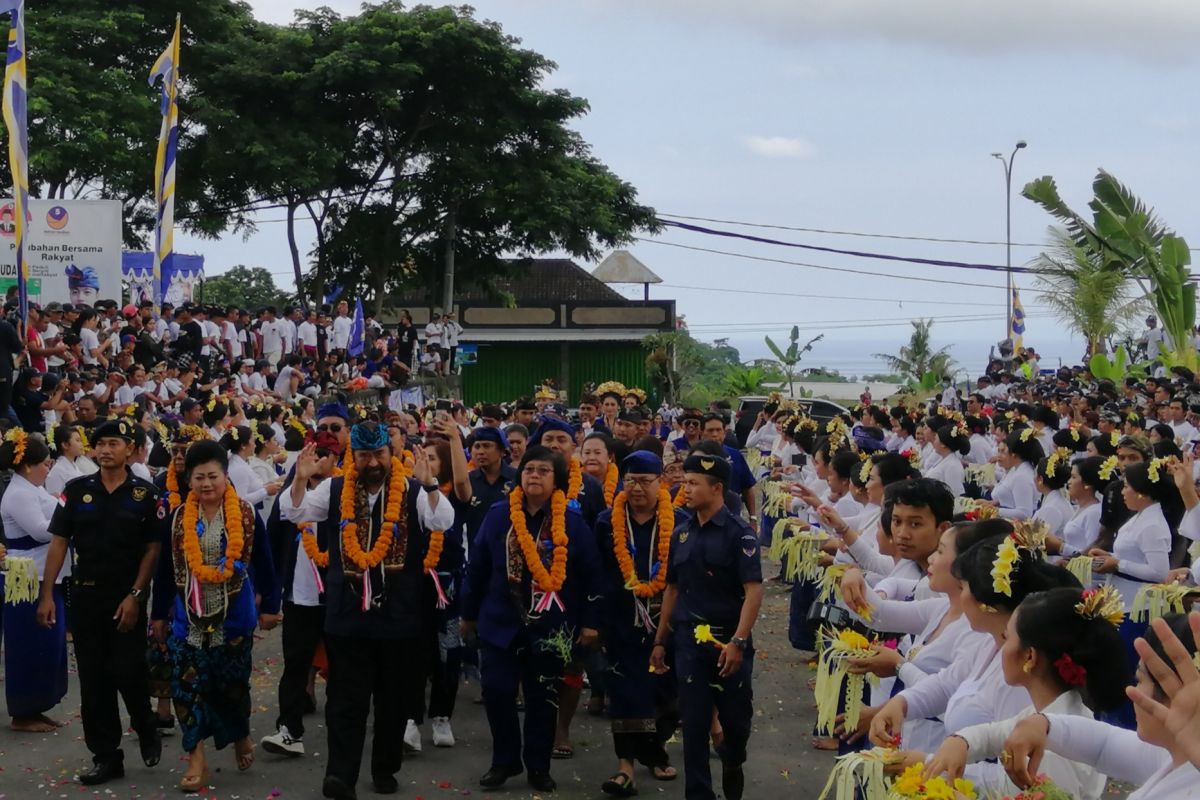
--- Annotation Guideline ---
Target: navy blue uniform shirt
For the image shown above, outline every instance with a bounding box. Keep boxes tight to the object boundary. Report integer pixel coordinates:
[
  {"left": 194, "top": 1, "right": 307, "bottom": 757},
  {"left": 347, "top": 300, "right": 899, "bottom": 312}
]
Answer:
[{"left": 667, "top": 505, "right": 762, "bottom": 637}]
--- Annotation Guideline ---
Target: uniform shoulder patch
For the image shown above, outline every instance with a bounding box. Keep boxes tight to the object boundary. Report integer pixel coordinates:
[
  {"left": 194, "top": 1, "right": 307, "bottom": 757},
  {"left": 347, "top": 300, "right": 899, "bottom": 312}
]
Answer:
[
  {"left": 132, "top": 487, "right": 148, "bottom": 502},
  {"left": 741, "top": 533, "right": 759, "bottom": 557}
]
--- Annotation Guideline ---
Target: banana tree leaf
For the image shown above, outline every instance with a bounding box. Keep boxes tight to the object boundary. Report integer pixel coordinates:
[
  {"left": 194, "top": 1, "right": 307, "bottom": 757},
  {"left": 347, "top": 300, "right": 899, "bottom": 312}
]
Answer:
[
  {"left": 1022, "top": 176, "right": 1105, "bottom": 253},
  {"left": 765, "top": 335, "right": 787, "bottom": 362},
  {"left": 1092, "top": 170, "right": 1166, "bottom": 246}
]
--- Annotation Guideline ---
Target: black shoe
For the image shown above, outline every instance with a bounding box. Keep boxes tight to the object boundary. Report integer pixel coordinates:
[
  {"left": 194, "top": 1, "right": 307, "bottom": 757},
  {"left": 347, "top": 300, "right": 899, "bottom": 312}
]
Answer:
[
  {"left": 528, "top": 770, "right": 557, "bottom": 792},
  {"left": 79, "top": 760, "right": 124, "bottom": 786},
  {"left": 479, "top": 765, "right": 523, "bottom": 788},
  {"left": 372, "top": 774, "right": 398, "bottom": 794},
  {"left": 322, "top": 774, "right": 358, "bottom": 800},
  {"left": 138, "top": 725, "right": 162, "bottom": 767},
  {"left": 721, "top": 764, "right": 744, "bottom": 800}
]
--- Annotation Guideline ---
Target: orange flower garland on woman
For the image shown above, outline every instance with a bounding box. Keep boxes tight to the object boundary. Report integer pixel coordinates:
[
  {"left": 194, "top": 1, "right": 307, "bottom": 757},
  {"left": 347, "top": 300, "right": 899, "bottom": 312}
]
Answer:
[
  {"left": 181, "top": 484, "right": 246, "bottom": 583},
  {"left": 166, "top": 464, "right": 183, "bottom": 511},
  {"left": 508, "top": 485, "right": 569, "bottom": 593},
  {"left": 602, "top": 462, "right": 619, "bottom": 507},
  {"left": 339, "top": 456, "right": 408, "bottom": 571},
  {"left": 567, "top": 457, "right": 583, "bottom": 501},
  {"left": 610, "top": 485, "right": 675, "bottom": 598}
]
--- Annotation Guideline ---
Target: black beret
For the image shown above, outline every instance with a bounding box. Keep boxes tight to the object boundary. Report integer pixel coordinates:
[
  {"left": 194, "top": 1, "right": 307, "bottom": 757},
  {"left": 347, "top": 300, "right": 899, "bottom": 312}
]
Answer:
[{"left": 682, "top": 452, "right": 731, "bottom": 483}]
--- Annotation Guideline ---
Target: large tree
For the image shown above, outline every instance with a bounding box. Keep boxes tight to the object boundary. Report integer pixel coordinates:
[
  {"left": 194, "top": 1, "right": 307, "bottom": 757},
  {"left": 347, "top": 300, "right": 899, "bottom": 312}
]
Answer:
[{"left": 201, "top": 265, "right": 287, "bottom": 310}]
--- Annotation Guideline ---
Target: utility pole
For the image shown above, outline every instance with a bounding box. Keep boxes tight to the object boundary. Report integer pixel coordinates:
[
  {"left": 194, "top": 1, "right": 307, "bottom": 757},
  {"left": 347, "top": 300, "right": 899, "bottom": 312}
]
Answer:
[
  {"left": 441, "top": 204, "right": 456, "bottom": 316},
  {"left": 991, "top": 140, "right": 1027, "bottom": 343}
]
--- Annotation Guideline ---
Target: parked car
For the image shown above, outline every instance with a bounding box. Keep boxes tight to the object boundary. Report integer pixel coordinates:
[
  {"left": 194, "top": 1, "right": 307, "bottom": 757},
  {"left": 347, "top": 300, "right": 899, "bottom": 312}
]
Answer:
[{"left": 733, "top": 395, "right": 851, "bottom": 448}]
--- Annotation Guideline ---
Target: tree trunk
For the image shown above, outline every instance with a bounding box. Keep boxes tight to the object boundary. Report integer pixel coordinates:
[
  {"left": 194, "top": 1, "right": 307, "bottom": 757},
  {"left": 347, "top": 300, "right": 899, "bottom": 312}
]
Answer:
[{"left": 286, "top": 197, "right": 305, "bottom": 307}]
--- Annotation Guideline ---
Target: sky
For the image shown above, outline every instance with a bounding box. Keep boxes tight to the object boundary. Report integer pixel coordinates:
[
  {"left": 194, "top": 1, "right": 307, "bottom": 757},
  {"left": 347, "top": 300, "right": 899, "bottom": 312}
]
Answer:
[{"left": 202, "top": 0, "right": 1200, "bottom": 377}]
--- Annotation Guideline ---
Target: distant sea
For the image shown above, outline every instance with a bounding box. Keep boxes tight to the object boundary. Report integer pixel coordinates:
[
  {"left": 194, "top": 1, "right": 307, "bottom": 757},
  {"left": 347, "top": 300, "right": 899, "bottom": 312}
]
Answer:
[{"left": 725, "top": 333, "right": 1085, "bottom": 380}]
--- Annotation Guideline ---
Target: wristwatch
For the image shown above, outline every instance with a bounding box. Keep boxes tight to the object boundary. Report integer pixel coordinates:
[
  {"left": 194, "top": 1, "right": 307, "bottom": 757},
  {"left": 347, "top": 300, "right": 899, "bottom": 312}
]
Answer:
[
  {"left": 729, "top": 636, "right": 748, "bottom": 650},
  {"left": 423, "top": 482, "right": 440, "bottom": 492},
  {"left": 129, "top": 588, "right": 145, "bottom": 600}
]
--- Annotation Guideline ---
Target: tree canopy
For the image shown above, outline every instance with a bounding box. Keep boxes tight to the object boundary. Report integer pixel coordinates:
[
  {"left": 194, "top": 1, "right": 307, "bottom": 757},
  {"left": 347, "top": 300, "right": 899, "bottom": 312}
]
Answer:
[
  {"left": 201, "top": 265, "right": 288, "bottom": 310},
  {"left": 4, "top": 1, "right": 657, "bottom": 305}
]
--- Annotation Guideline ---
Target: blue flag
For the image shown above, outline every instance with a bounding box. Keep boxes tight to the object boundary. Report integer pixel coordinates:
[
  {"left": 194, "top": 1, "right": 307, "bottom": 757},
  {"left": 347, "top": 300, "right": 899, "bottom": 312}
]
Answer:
[{"left": 348, "top": 297, "right": 365, "bottom": 357}]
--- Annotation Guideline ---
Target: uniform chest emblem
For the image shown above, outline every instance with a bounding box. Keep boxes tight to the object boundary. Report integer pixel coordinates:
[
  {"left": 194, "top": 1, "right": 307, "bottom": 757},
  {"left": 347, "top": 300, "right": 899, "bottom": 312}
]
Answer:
[
  {"left": 132, "top": 487, "right": 148, "bottom": 502},
  {"left": 82, "top": 494, "right": 93, "bottom": 503},
  {"left": 679, "top": 532, "right": 689, "bottom": 544}
]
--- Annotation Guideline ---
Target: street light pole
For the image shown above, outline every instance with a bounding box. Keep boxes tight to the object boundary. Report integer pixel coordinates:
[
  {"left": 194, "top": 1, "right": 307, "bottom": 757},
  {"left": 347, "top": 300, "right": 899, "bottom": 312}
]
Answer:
[{"left": 992, "top": 140, "right": 1027, "bottom": 344}]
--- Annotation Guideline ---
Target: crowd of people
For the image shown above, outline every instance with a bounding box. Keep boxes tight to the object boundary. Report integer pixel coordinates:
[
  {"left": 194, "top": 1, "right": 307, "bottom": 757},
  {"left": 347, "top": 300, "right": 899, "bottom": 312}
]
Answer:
[{"left": 4, "top": 292, "right": 1200, "bottom": 800}]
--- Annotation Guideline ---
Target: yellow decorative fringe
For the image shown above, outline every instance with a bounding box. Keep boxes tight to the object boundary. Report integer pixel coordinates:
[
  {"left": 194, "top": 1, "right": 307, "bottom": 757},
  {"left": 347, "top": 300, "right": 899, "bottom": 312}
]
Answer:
[
  {"left": 815, "top": 626, "right": 878, "bottom": 736},
  {"left": 816, "top": 748, "right": 897, "bottom": 800},
  {"left": 1131, "top": 583, "right": 1193, "bottom": 622},
  {"left": 744, "top": 448, "right": 764, "bottom": 473},
  {"left": 775, "top": 529, "right": 829, "bottom": 583},
  {"left": 1065, "top": 555, "right": 1093, "bottom": 587},
  {"left": 762, "top": 481, "right": 792, "bottom": 518},
  {"left": 3, "top": 556, "right": 39, "bottom": 605},
  {"left": 819, "top": 563, "right": 850, "bottom": 603}
]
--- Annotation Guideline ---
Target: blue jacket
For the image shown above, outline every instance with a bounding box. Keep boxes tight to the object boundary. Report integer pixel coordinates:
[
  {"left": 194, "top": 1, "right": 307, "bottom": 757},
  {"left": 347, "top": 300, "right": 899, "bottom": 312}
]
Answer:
[{"left": 461, "top": 499, "right": 603, "bottom": 649}]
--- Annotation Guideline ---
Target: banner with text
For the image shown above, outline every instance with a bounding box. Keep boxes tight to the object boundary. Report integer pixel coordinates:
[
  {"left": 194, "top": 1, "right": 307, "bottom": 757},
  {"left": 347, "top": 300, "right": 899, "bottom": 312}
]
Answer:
[{"left": 0, "top": 198, "right": 122, "bottom": 305}]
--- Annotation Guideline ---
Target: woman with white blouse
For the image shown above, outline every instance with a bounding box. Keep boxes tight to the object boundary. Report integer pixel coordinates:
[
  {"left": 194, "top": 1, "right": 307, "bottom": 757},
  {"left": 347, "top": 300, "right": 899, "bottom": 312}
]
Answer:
[
  {"left": 44, "top": 423, "right": 85, "bottom": 497},
  {"left": 1032, "top": 451, "right": 1073, "bottom": 538},
  {"left": 923, "top": 586, "right": 1130, "bottom": 800},
  {"left": 0, "top": 434, "right": 70, "bottom": 732},
  {"left": 924, "top": 425, "right": 967, "bottom": 498},
  {"left": 869, "top": 526, "right": 1079, "bottom": 794},
  {"left": 1058, "top": 456, "right": 1110, "bottom": 558},
  {"left": 220, "top": 425, "right": 281, "bottom": 511},
  {"left": 998, "top": 613, "right": 1200, "bottom": 799},
  {"left": 964, "top": 415, "right": 994, "bottom": 466},
  {"left": 986, "top": 429, "right": 1044, "bottom": 520}
]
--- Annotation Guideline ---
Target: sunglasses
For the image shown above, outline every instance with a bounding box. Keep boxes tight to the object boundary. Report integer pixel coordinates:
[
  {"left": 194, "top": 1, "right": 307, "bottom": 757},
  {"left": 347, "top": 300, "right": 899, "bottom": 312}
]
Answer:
[{"left": 318, "top": 423, "right": 344, "bottom": 433}]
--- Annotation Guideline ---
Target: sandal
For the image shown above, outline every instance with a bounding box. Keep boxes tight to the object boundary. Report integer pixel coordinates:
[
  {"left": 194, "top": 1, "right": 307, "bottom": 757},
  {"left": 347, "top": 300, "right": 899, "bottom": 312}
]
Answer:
[
  {"left": 651, "top": 765, "right": 677, "bottom": 781},
  {"left": 179, "top": 769, "right": 210, "bottom": 793},
  {"left": 235, "top": 740, "right": 255, "bottom": 772},
  {"left": 601, "top": 772, "right": 637, "bottom": 796},
  {"left": 551, "top": 744, "right": 574, "bottom": 760}
]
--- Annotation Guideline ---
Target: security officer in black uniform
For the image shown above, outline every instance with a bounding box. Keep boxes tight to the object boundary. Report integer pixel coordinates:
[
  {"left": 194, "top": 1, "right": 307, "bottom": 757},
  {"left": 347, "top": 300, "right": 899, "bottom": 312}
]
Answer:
[
  {"left": 651, "top": 453, "right": 762, "bottom": 800},
  {"left": 38, "top": 419, "right": 163, "bottom": 786}
]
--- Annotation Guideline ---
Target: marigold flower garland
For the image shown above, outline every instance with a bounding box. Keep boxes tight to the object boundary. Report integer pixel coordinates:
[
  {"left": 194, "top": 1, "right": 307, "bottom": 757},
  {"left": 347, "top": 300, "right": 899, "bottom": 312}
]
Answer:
[
  {"left": 165, "top": 464, "right": 183, "bottom": 511},
  {"left": 340, "top": 457, "right": 407, "bottom": 572},
  {"left": 610, "top": 486, "right": 674, "bottom": 598},
  {"left": 300, "top": 523, "right": 328, "bottom": 568},
  {"left": 508, "top": 485, "right": 568, "bottom": 594},
  {"left": 567, "top": 457, "right": 583, "bottom": 501},
  {"left": 602, "top": 462, "right": 619, "bottom": 507},
  {"left": 181, "top": 484, "right": 245, "bottom": 584}
]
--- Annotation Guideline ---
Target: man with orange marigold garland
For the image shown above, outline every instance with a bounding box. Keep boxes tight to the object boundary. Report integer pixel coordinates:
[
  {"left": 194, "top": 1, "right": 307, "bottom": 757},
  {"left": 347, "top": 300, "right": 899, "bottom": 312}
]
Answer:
[
  {"left": 594, "top": 450, "right": 688, "bottom": 796},
  {"left": 459, "top": 445, "right": 604, "bottom": 794},
  {"left": 281, "top": 421, "right": 453, "bottom": 800},
  {"left": 651, "top": 453, "right": 763, "bottom": 800}
]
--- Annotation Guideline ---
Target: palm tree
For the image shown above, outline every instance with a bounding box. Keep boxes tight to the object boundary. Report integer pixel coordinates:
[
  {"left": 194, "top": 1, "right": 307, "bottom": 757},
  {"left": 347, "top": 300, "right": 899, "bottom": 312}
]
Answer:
[
  {"left": 1031, "top": 227, "right": 1146, "bottom": 356},
  {"left": 873, "top": 319, "right": 956, "bottom": 384},
  {"left": 1023, "top": 171, "right": 1196, "bottom": 368}
]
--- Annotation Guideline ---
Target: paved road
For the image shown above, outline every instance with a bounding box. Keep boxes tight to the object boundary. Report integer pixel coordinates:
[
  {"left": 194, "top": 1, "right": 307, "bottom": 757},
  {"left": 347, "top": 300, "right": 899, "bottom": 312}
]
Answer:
[{"left": 0, "top": 578, "right": 837, "bottom": 800}]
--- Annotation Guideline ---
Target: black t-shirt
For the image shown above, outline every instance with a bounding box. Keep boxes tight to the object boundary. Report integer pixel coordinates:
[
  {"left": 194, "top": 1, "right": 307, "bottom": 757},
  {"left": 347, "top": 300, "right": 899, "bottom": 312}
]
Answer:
[{"left": 176, "top": 320, "right": 203, "bottom": 360}]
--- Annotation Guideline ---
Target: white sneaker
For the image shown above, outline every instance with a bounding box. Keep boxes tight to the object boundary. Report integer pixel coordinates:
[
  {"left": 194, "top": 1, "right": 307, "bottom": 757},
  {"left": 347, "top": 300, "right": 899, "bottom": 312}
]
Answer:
[
  {"left": 404, "top": 719, "right": 422, "bottom": 753},
  {"left": 430, "top": 716, "right": 455, "bottom": 747},
  {"left": 261, "top": 725, "right": 304, "bottom": 757}
]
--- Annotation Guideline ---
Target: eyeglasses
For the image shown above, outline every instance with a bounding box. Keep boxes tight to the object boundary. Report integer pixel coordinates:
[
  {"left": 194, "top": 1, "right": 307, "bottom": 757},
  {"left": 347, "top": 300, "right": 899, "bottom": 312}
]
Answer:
[
  {"left": 683, "top": 420, "right": 699, "bottom": 427},
  {"left": 318, "top": 423, "right": 344, "bottom": 433},
  {"left": 624, "top": 476, "right": 659, "bottom": 488},
  {"left": 523, "top": 466, "right": 555, "bottom": 477}
]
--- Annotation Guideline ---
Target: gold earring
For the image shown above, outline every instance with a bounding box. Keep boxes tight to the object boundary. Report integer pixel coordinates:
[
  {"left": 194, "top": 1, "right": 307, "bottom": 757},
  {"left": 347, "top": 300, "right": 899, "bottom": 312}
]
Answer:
[{"left": 1022, "top": 658, "right": 1034, "bottom": 674}]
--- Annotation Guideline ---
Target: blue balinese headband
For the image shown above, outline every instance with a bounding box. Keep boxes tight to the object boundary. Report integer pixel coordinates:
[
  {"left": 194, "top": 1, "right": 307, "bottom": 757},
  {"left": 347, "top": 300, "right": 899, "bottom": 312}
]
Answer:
[
  {"left": 66, "top": 264, "right": 100, "bottom": 290},
  {"left": 350, "top": 422, "right": 390, "bottom": 451}
]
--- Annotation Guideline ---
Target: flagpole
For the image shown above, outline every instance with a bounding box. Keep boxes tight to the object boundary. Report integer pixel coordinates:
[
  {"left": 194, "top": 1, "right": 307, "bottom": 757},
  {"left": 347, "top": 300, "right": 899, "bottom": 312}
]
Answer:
[{"left": 0, "top": 0, "right": 27, "bottom": 335}]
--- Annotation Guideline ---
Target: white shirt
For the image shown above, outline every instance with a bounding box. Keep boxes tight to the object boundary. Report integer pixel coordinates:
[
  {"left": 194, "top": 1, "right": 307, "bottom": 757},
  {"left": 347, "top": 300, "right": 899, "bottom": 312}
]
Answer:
[
  {"left": 298, "top": 321, "right": 319, "bottom": 349},
  {"left": 274, "top": 366, "right": 297, "bottom": 400},
  {"left": 924, "top": 452, "right": 965, "bottom": 497},
  {"left": 1, "top": 473, "right": 70, "bottom": 581},
  {"left": 260, "top": 319, "right": 283, "bottom": 354},
  {"left": 280, "top": 318, "right": 298, "bottom": 353},
  {"left": 1061, "top": 501, "right": 1102, "bottom": 557},
  {"left": 228, "top": 452, "right": 268, "bottom": 508},
  {"left": 956, "top": 691, "right": 1106, "bottom": 800},
  {"left": 443, "top": 320, "right": 462, "bottom": 347},
  {"left": 1169, "top": 418, "right": 1199, "bottom": 445},
  {"left": 45, "top": 456, "right": 82, "bottom": 498},
  {"left": 1041, "top": 712, "right": 1200, "bottom": 799},
  {"left": 332, "top": 315, "right": 352, "bottom": 350},
  {"left": 223, "top": 320, "right": 242, "bottom": 359},
  {"left": 115, "top": 384, "right": 146, "bottom": 407},
  {"left": 132, "top": 462, "right": 152, "bottom": 482},
  {"left": 45, "top": 321, "right": 63, "bottom": 367},
  {"left": 1144, "top": 327, "right": 1166, "bottom": 359},
  {"left": 966, "top": 433, "right": 995, "bottom": 466},
  {"left": 80, "top": 327, "right": 101, "bottom": 364},
  {"left": 279, "top": 475, "right": 454, "bottom": 535},
  {"left": 1108, "top": 502, "right": 1172, "bottom": 608},
  {"left": 993, "top": 460, "right": 1038, "bottom": 519},
  {"left": 424, "top": 321, "right": 444, "bottom": 347},
  {"left": 1033, "top": 489, "right": 1073, "bottom": 538}
]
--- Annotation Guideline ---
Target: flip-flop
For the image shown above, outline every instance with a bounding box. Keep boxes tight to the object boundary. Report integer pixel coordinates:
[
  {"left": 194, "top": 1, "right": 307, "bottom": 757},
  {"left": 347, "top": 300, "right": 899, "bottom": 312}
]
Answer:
[
  {"left": 551, "top": 745, "right": 574, "bottom": 759},
  {"left": 235, "top": 741, "right": 255, "bottom": 771},
  {"left": 179, "top": 769, "right": 210, "bottom": 793},
  {"left": 651, "top": 765, "right": 678, "bottom": 781},
  {"left": 601, "top": 772, "right": 637, "bottom": 796}
]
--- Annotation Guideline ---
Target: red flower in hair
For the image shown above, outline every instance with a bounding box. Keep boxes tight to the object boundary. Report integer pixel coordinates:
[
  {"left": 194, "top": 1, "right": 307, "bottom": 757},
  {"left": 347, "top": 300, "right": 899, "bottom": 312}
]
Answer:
[{"left": 1054, "top": 653, "right": 1087, "bottom": 687}]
